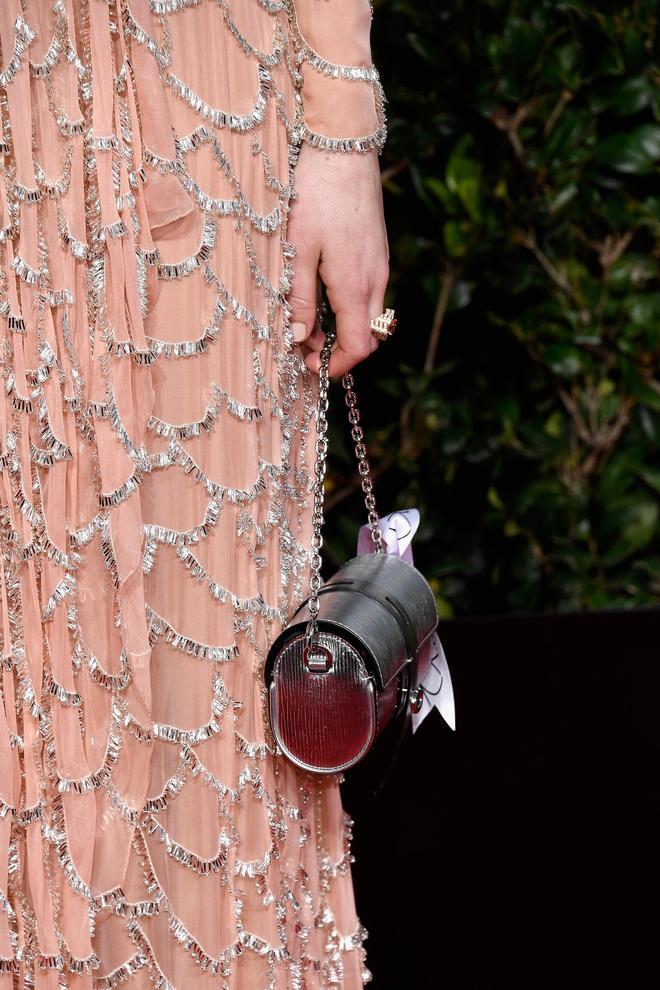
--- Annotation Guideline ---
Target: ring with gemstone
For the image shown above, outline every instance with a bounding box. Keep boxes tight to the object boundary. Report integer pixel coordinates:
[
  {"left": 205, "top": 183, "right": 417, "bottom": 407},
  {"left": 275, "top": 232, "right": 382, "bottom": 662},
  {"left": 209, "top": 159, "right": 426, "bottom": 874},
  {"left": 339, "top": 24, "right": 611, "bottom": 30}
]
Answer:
[{"left": 370, "top": 308, "right": 397, "bottom": 341}]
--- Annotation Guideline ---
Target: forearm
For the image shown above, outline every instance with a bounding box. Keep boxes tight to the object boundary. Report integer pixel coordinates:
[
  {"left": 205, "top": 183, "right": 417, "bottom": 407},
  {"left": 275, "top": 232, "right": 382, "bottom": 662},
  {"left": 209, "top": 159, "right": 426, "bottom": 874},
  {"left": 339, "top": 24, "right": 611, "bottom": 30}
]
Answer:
[{"left": 287, "top": 0, "right": 387, "bottom": 153}]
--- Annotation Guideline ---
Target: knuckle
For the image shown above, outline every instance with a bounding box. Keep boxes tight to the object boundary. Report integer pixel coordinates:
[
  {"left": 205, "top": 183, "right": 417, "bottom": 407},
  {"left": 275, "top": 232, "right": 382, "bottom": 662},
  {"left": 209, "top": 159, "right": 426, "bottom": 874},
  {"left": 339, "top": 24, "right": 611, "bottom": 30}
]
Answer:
[
  {"left": 351, "top": 340, "right": 372, "bottom": 363},
  {"left": 372, "top": 260, "right": 390, "bottom": 290},
  {"left": 344, "top": 273, "right": 371, "bottom": 301}
]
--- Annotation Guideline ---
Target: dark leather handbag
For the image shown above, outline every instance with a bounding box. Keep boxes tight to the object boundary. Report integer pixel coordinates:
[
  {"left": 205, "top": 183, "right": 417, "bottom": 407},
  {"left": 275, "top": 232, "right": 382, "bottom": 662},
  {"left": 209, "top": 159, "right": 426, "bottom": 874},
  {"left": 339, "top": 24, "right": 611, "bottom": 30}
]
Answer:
[{"left": 265, "top": 322, "right": 439, "bottom": 775}]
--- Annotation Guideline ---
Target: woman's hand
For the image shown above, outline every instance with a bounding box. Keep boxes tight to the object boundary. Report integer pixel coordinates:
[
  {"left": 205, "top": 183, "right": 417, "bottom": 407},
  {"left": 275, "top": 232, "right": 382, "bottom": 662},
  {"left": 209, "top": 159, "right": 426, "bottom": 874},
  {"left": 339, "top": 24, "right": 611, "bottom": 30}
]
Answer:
[{"left": 286, "top": 144, "right": 390, "bottom": 378}]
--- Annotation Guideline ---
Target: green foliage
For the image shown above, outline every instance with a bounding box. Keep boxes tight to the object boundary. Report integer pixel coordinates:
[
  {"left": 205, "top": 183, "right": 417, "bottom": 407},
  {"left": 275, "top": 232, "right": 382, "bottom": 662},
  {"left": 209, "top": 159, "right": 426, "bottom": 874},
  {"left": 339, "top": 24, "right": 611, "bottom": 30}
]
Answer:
[{"left": 325, "top": 0, "right": 660, "bottom": 614}]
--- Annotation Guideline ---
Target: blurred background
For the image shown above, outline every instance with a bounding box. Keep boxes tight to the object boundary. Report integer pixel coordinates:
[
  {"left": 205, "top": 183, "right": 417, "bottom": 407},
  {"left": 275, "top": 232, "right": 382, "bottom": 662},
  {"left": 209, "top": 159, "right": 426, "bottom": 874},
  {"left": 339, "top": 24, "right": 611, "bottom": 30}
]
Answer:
[
  {"left": 325, "top": 0, "right": 660, "bottom": 616},
  {"left": 335, "top": 3, "right": 660, "bottom": 987}
]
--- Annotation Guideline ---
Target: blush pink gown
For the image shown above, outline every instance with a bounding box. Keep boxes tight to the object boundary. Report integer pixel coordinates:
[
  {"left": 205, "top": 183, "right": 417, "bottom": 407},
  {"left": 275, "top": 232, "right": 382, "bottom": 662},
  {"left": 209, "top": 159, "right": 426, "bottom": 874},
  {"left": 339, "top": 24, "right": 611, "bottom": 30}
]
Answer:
[{"left": 0, "top": 1, "right": 386, "bottom": 988}]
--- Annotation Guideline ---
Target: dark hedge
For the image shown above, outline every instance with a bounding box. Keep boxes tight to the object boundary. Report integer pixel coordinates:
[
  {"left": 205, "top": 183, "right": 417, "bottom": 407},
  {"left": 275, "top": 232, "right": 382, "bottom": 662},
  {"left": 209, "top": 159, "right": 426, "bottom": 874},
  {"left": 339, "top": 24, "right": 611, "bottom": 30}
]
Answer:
[{"left": 323, "top": 0, "right": 660, "bottom": 615}]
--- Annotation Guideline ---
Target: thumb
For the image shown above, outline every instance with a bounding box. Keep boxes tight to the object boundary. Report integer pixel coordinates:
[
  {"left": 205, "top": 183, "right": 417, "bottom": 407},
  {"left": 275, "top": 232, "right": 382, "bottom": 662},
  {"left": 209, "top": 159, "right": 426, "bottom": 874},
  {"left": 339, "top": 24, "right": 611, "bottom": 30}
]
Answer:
[{"left": 287, "top": 242, "right": 321, "bottom": 344}]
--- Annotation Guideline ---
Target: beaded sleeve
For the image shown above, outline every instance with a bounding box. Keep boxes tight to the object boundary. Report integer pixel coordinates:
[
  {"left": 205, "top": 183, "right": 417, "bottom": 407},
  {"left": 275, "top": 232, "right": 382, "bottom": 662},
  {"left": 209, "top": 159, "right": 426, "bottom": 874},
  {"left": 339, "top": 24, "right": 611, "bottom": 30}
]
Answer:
[{"left": 288, "top": 0, "right": 387, "bottom": 153}]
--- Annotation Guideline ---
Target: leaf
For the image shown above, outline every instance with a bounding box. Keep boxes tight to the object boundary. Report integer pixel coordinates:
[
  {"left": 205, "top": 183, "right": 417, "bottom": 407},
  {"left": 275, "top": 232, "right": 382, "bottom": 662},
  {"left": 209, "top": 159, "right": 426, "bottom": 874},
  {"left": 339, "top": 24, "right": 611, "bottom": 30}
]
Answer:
[
  {"left": 445, "top": 139, "right": 484, "bottom": 221},
  {"left": 548, "top": 183, "right": 578, "bottom": 214},
  {"left": 443, "top": 220, "right": 471, "bottom": 259},
  {"left": 487, "top": 486, "right": 505, "bottom": 511},
  {"left": 544, "top": 411, "right": 564, "bottom": 438},
  {"left": 604, "top": 500, "right": 659, "bottom": 565},
  {"left": 638, "top": 468, "right": 660, "bottom": 496},
  {"left": 544, "top": 343, "right": 583, "bottom": 377},
  {"left": 593, "top": 125, "right": 660, "bottom": 174}
]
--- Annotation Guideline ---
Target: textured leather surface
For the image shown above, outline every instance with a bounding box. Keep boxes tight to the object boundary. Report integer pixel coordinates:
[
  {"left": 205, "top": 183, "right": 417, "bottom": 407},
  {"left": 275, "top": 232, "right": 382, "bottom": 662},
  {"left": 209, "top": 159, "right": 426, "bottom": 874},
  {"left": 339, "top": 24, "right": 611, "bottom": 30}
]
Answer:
[{"left": 270, "top": 632, "right": 376, "bottom": 773}]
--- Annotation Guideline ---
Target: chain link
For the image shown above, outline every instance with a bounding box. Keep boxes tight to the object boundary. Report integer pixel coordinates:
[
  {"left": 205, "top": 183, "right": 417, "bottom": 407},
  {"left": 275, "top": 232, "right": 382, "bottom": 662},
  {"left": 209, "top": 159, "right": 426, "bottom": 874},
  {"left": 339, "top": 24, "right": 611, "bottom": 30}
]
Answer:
[{"left": 305, "top": 312, "right": 384, "bottom": 650}]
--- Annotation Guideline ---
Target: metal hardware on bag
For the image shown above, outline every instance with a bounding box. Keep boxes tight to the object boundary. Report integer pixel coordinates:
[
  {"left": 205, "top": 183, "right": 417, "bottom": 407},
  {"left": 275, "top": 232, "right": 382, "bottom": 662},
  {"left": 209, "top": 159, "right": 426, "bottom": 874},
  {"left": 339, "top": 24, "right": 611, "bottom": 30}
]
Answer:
[
  {"left": 303, "top": 643, "right": 333, "bottom": 673},
  {"left": 409, "top": 686, "right": 424, "bottom": 715}
]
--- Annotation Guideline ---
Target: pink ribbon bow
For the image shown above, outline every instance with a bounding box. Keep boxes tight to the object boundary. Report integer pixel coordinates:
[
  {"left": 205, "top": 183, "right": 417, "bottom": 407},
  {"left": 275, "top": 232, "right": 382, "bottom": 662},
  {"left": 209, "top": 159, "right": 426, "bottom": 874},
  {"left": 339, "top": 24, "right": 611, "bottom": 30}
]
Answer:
[{"left": 357, "top": 509, "right": 456, "bottom": 733}]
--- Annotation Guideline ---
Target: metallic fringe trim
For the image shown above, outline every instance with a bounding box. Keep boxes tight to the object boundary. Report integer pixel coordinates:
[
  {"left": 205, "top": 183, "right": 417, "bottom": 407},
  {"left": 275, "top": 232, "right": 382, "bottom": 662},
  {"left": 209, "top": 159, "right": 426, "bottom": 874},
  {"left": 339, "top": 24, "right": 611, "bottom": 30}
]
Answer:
[
  {"left": 6, "top": 372, "right": 34, "bottom": 415},
  {"left": 235, "top": 844, "right": 275, "bottom": 879},
  {"left": 122, "top": 709, "right": 153, "bottom": 744},
  {"left": 142, "top": 538, "right": 157, "bottom": 574},
  {"left": 183, "top": 744, "right": 239, "bottom": 802},
  {"left": 141, "top": 814, "right": 231, "bottom": 875},
  {"left": 41, "top": 573, "right": 77, "bottom": 622},
  {"left": 142, "top": 146, "right": 181, "bottom": 174},
  {"left": 54, "top": 110, "right": 85, "bottom": 137},
  {"left": 146, "top": 382, "right": 260, "bottom": 440},
  {"left": 236, "top": 929, "right": 289, "bottom": 964},
  {"left": 175, "top": 123, "right": 213, "bottom": 153},
  {"left": 43, "top": 536, "right": 82, "bottom": 571},
  {"left": 10, "top": 253, "right": 42, "bottom": 286},
  {"left": 122, "top": 9, "right": 170, "bottom": 71},
  {"left": 146, "top": 604, "right": 239, "bottom": 663},
  {"left": 297, "top": 118, "right": 388, "bottom": 155},
  {"left": 287, "top": 3, "right": 381, "bottom": 83},
  {"left": 6, "top": 314, "right": 26, "bottom": 332},
  {"left": 157, "top": 212, "right": 216, "bottom": 280},
  {"left": 0, "top": 221, "right": 16, "bottom": 242},
  {"left": 0, "top": 16, "right": 36, "bottom": 88},
  {"left": 29, "top": 10, "right": 67, "bottom": 78},
  {"left": 150, "top": 0, "right": 204, "bottom": 13},
  {"left": 44, "top": 673, "right": 82, "bottom": 708},
  {"left": 70, "top": 512, "right": 104, "bottom": 547},
  {"left": 152, "top": 672, "right": 231, "bottom": 745},
  {"left": 56, "top": 701, "right": 122, "bottom": 793},
  {"left": 15, "top": 803, "right": 43, "bottom": 827},
  {"left": 41, "top": 287, "right": 73, "bottom": 307},
  {"left": 142, "top": 768, "right": 187, "bottom": 814},
  {"left": 218, "top": 0, "right": 285, "bottom": 69},
  {"left": 152, "top": 715, "right": 222, "bottom": 746},
  {"left": 0, "top": 887, "right": 15, "bottom": 918},
  {"left": 144, "top": 494, "right": 223, "bottom": 547},
  {"left": 13, "top": 181, "right": 42, "bottom": 203},
  {"left": 99, "top": 464, "right": 145, "bottom": 508},
  {"left": 257, "top": 0, "right": 285, "bottom": 13},
  {"left": 46, "top": 793, "right": 94, "bottom": 901},
  {"left": 144, "top": 305, "right": 224, "bottom": 358},
  {"left": 165, "top": 66, "right": 270, "bottom": 133},
  {"left": 94, "top": 952, "right": 148, "bottom": 988},
  {"left": 62, "top": 950, "right": 101, "bottom": 974},
  {"left": 157, "top": 437, "right": 270, "bottom": 502},
  {"left": 303, "top": 53, "right": 381, "bottom": 84},
  {"left": 235, "top": 732, "right": 271, "bottom": 759},
  {"left": 167, "top": 911, "right": 237, "bottom": 975},
  {"left": 98, "top": 218, "right": 129, "bottom": 241},
  {"left": 35, "top": 144, "right": 74, "bottom": 199},
  {"left": 174, "top": 543, "right": 273, "bottom": 615},
  {"left": 86, "top": 132, "right": 119, "bottom": 152},
  {"left": 125, "top": 921, "right": 176, "bottom": 990},
  {"left": 178, "top": 169, "right": 283, "bottom": 234},
  {"left": 86, "top": 646, "right": 131, "bottom": 691},
  {"left": 90, "top": 886, "right": 126, "bottom": 913},
  {"left": 204, "top": 266, "right": 270, "bottom": 339}
]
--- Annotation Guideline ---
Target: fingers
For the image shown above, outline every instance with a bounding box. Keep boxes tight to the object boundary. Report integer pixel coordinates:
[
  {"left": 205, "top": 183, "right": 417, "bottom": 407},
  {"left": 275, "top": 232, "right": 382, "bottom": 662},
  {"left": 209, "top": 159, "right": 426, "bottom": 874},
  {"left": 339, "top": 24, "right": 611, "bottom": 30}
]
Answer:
[
  {"left": 286, "top": 214, "right": 321, "bottom": 346},
  {"left": 299, "top": 320, "right": 326, "bottom": 362},
  {"left": 305, "top": 263, "right": 389, "bottom": 378}
]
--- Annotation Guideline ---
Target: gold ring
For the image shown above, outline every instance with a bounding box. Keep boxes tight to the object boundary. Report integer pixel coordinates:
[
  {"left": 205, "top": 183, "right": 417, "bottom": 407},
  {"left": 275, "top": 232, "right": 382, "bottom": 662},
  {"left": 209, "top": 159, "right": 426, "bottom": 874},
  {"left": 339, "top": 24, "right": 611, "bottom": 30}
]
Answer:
[{"left": 370, "top": 308, "right": 397, "bottom": 341}]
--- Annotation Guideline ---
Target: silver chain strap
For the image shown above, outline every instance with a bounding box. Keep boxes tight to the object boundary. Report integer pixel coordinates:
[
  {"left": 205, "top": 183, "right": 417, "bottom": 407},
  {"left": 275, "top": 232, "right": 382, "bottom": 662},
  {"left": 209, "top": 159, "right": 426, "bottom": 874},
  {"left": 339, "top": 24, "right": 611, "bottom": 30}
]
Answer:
[{"left": 304, "top": 315, "right": 384, "bottom": 650}]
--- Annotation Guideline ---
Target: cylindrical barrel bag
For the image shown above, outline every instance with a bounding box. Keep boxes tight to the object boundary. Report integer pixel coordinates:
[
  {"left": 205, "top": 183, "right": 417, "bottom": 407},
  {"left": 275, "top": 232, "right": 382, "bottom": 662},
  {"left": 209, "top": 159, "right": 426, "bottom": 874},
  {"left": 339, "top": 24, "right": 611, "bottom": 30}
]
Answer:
[
  {"left": 264, "top": 321, "right": 439, "bottom": 775},
  {"left": 265, "top": 551, "right": 438, "bottom": 774}
]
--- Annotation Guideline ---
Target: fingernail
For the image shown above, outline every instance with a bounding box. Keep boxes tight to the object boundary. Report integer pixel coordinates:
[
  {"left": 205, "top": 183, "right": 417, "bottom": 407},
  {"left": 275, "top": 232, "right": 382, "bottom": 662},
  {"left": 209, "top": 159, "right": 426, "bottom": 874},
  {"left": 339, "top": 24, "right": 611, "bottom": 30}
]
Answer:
[{"left": 291, "top": 322, "right": 307, "bottom": 342}]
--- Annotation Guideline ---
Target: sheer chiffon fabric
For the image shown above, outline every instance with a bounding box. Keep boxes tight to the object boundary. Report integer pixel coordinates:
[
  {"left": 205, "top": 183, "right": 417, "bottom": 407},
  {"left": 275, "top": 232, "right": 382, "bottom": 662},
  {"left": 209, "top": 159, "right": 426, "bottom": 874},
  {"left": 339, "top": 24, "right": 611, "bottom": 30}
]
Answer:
[{"left": 0, "top": 0, "right": 384, "bottom": 987}]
